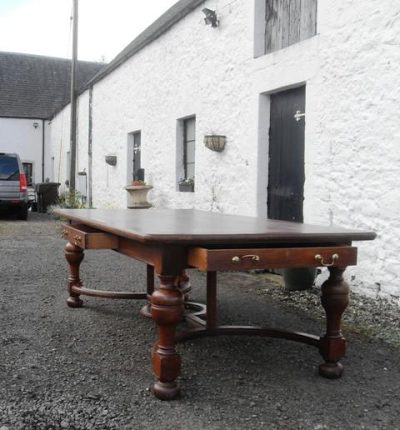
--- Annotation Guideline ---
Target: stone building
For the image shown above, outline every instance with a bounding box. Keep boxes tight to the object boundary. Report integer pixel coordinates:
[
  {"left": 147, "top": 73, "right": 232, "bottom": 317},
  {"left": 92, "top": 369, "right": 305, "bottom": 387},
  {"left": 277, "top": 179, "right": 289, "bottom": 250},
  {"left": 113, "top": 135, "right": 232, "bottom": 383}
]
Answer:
[
  {"left": 0, "top": 52, "right": 103, "bottom": 185},
  {"left": 47, "top": 0, "right": 400, "bottom": 299}
]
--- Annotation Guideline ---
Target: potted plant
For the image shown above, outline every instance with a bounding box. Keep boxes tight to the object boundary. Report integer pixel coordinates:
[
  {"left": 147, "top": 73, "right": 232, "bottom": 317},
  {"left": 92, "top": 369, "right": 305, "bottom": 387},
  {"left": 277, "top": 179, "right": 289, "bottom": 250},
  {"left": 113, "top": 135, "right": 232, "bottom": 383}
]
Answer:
[
  {"left": 178, "top": 177, "right": 194, "bottom": 192},
  {"left": 124, "top": 180, "right": 153, "bottom": 208}
]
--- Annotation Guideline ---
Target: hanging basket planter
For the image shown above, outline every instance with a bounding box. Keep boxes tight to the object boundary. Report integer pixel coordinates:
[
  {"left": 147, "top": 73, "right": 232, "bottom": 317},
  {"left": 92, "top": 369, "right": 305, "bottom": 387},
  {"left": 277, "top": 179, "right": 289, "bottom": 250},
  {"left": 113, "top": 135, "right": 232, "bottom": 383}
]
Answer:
[
  {"left": 204, "top": 135, "right": 226, "bottom": 152},
  {"left": 105, "top": 155, "right": 117, "bottom": 166}
]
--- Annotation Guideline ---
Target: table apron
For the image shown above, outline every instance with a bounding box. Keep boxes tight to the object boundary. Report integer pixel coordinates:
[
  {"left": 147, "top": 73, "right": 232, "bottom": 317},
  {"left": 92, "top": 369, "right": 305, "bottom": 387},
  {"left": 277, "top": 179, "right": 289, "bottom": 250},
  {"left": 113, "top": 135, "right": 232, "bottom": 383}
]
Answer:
[
  {"left": 188, "top": 246, "right": 357, "bottom": 271},
  {"left": 62, "top": 223, "right": 118, "bottom": 249},
  {"left": 62, "top": 224, "right": 357, "bottom": 273}
]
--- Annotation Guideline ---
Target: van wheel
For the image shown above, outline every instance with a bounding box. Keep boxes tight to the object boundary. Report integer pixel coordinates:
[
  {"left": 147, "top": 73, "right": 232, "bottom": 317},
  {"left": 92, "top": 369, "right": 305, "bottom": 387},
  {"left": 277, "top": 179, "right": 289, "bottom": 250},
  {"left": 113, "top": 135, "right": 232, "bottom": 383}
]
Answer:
[{"left": 19, "top": 205, "right": 28, "bottom": 220}]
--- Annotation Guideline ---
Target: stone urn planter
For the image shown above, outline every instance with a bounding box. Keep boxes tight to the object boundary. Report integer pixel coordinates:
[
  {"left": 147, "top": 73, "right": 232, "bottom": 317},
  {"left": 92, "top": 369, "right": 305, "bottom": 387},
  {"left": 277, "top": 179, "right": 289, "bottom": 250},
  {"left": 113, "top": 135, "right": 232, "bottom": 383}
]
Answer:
[{"left": 125, "top": 184, "right": 153, "bottom": 209}]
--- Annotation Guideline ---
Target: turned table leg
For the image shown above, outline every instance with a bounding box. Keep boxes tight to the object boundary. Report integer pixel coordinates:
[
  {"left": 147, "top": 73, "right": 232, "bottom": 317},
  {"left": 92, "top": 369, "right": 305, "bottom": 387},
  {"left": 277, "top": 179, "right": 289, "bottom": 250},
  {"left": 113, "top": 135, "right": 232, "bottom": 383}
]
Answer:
[
  {"left": 64, "top": 242, "right": 84, "bottom": 308},
  {"left": 151, "top": 275, "right": 184, "bottom": 400},
  {"left": 319, "top": 266, "right": 349, "bottom": 378},
  {"left": 142, "top": 267, "right": 190, "bottom": 319},
  {"left": 176, "top": 270, "right": 191, "bottom": 301},
  {"left": 140, "top": 265, "right": 156, "bottom": 318}
]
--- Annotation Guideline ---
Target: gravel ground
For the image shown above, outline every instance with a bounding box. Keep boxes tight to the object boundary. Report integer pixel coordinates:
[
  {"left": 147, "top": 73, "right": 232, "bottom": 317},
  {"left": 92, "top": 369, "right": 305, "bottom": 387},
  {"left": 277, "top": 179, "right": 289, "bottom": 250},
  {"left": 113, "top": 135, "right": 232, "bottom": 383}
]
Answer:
[{"left": 0, "top": 212, "right": 400, "bottom": 429}]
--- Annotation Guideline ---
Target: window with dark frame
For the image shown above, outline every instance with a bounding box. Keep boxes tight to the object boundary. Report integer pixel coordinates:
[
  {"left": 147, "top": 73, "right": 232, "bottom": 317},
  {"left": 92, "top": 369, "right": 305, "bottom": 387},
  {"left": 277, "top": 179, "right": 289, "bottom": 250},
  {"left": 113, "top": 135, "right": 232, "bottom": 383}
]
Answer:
[
  {"left": 132, "top": 131, "right": 141, "bottom": 181},
  {"left": 23, "top": 162, "right": 33, "bottom": 186},
  {"left": 183, "top": 116, "right": 195, "bottom": 181},
  {"left": 264, "top": 0, "right": 317, "bottom": 54}
]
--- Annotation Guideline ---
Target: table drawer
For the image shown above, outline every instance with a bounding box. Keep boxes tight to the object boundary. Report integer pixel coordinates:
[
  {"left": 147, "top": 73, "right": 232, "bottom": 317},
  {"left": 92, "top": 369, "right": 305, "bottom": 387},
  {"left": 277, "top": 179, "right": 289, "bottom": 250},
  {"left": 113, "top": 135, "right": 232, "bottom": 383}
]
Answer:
[
  {"left": 62, "top": 224, "right": 118, "bottom": 249},
  {"left": 188, "top": 246, "right": 357, "bottom": 272}
]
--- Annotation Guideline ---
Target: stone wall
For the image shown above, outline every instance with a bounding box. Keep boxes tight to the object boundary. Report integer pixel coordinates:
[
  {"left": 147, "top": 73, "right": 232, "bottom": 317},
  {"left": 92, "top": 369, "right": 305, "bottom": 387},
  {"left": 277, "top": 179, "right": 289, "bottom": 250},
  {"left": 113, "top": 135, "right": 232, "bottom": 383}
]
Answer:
[{"left": 48, "top": 0, "right": 400, "bottom": 300}]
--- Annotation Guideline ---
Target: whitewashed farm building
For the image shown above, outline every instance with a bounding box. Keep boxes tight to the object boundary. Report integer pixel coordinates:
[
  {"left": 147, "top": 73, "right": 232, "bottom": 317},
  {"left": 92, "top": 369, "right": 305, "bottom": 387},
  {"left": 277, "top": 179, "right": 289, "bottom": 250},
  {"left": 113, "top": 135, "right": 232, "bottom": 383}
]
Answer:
[{"left": 36, "top": 0, "right": 400, "bottom": 299}]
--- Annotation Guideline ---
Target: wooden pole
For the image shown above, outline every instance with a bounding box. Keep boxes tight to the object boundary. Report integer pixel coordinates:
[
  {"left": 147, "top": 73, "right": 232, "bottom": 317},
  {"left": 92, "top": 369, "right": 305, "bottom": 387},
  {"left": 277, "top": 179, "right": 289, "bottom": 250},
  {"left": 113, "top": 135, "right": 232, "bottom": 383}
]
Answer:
[
  {"left": 69, "top": 0, "right": 78, "bottom": 199},
  {"left": 88, "top": 86, "right": 93, "bottom": 207}
]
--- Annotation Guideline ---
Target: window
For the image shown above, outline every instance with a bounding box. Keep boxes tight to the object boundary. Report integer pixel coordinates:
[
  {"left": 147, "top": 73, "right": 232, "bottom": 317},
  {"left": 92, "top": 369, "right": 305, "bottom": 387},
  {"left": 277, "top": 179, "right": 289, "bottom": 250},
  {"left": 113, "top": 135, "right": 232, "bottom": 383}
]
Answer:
[
  {"left": 176, "top": 116, "right": 196, "bottom": 192},
  {"left": 23, "top": 162, "right": 33, "bottom": 186},
  {"left": 255, "top": 0, "right": 317, "bottom": 56},
  {"left": 183, "top": 117, "right": 195, "bottom": 180},
  {"left": 132, "top": 131, "right": 142, "bottom": 181}
]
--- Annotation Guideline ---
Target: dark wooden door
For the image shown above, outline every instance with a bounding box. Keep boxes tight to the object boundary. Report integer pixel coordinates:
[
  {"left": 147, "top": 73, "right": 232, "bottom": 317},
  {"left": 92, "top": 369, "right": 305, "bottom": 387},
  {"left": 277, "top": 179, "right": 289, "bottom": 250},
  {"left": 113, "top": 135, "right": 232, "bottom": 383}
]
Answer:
[{"left": 268, "top": 86, "right": 305, "bottom": 222}]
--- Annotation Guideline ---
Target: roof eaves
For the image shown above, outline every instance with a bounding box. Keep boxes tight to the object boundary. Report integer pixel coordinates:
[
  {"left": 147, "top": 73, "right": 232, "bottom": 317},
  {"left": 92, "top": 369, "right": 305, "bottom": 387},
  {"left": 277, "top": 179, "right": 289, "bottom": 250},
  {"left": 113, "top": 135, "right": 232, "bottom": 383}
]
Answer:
[
  {"left": 0, "top": 114, "right": 48, "bottom": 121},
  {"left": 86, "top": 0, "right": 205, "bottom": 88}
]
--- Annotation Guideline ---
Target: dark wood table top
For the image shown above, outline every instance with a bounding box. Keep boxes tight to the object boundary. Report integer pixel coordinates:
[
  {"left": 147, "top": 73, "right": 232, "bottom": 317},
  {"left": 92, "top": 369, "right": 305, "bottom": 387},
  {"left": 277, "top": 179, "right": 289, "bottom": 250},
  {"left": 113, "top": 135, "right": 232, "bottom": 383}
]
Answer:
[{"left": 55, "top": 208, "right": 376, "bottom": 245}]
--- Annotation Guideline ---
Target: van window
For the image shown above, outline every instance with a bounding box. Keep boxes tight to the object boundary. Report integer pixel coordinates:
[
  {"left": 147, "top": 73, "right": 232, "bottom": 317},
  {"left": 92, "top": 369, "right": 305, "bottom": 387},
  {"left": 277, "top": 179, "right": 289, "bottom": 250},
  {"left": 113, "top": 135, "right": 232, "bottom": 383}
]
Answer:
[{"left": 0, "top": 155, "right": 19, "bottom": 181}]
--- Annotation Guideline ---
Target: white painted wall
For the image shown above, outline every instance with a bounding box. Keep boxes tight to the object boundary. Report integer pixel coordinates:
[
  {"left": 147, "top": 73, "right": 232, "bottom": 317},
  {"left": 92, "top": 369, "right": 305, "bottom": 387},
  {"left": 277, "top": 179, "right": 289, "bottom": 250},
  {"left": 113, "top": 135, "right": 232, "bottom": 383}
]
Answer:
[
  {"left": 48, "top": 105, "right": 70, "bottom": 194},
  {"left": 49, "top": 0, "right": 400, "bottom": 300},
  {"left": 47, "top": 91, "right": 90, "bottom": 196},
  {"left": 0, "top": 117, "right": 47, "bottom": 184}
]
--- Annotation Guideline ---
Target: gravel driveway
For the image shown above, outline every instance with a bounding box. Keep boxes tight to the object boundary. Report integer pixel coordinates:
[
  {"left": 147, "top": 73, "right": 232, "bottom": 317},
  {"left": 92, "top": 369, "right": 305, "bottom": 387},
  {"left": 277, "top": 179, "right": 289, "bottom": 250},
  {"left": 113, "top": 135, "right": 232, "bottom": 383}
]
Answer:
[{"left": 0, "top": 213, "right": 399, "bottom": 429}]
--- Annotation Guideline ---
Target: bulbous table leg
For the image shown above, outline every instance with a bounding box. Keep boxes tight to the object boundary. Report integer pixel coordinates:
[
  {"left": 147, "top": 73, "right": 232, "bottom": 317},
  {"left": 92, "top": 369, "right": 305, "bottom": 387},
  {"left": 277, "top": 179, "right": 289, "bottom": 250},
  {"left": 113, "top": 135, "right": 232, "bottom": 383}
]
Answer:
[
  {"left": 141, "top": 269, "right": 192, "bottom": 319},
  {"left": 140, "top": 265, "right": 155, "bottom": 317},
  {"left": 64, "top": 242, "right": 84, "bottom": 308},
  {"left": 176, "top": 270, "right": 191, "bottom": 301},
  {"left": 319, "top": 266, "right": 349, "bottom": 378},
  {"left": 151, "top": 275, "right": 184, "bottom": 400}
]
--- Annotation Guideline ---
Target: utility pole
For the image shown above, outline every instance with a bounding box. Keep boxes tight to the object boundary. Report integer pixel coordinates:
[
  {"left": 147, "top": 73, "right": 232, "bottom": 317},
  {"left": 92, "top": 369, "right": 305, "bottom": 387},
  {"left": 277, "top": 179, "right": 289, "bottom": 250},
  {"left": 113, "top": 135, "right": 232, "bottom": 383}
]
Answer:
[{"left": 69, "top": 0, "right": 78, "bottom": 199}]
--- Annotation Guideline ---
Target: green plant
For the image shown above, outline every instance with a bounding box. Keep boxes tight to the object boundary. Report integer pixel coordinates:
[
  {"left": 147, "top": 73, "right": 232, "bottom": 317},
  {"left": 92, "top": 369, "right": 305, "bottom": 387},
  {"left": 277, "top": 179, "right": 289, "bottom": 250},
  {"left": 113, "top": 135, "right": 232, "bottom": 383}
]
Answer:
[
  {"left": 131, "top": 180, "right": 146, "bottom": 186},
  {"left": 54, "top": 191, "right": 86, "bottom": 209},
  {"left": 178, "top": 177, "right": 194, "bottom": 185}
]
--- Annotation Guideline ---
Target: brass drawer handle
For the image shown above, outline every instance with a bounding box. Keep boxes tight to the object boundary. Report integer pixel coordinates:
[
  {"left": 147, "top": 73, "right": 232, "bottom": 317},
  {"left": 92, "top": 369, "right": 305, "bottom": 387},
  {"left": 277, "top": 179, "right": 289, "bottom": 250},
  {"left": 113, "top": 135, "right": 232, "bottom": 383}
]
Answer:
[
  {"left": 74, "top": 235, "right": 83, "bottom": 246},
  {"left": 315, "top": 253, "right": 339, "bottom": 267},
  {"left": 232, "top": 255, "right": 260, "bottom": 263}
]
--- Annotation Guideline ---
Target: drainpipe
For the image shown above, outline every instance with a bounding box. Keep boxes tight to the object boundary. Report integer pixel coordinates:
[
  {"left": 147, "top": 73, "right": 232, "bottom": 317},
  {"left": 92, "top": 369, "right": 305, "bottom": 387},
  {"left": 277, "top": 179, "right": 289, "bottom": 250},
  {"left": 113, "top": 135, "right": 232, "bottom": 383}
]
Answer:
[
  {"left": 88, "top": 86, "right": 93, "bottom": 208},
  {"left": 42, "top": 119, "right": 45, "bottom": 182}
]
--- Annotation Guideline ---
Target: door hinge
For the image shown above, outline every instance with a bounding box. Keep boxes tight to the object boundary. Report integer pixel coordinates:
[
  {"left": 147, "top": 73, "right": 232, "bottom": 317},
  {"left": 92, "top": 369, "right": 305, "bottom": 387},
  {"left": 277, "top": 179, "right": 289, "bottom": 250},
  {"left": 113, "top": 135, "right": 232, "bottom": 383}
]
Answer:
[{"left": 294, "top": 110, "right": 306, "bottom": 122}]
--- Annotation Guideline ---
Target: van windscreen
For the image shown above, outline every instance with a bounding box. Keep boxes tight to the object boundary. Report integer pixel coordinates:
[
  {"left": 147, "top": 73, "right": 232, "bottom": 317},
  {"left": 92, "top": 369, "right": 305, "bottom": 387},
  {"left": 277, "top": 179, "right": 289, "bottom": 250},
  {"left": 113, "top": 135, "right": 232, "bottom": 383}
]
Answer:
[{"left": 0, "top": 155, "right": 19, "bottom": 181}]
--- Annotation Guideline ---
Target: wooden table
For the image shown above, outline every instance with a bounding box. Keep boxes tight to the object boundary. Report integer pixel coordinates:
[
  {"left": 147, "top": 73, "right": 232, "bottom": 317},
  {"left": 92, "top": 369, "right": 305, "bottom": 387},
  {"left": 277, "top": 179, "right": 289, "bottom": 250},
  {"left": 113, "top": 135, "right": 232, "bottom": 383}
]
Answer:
[{"left": 55, "top": 208, "right": 376, "bottom": 400}]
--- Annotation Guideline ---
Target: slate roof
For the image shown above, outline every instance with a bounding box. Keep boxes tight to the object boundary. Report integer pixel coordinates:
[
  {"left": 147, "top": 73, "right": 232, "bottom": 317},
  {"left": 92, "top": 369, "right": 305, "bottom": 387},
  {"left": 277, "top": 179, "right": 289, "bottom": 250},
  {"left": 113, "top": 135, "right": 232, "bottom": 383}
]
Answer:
[{"left": 0, "top": 52, "right": 104, "bottom": 119}]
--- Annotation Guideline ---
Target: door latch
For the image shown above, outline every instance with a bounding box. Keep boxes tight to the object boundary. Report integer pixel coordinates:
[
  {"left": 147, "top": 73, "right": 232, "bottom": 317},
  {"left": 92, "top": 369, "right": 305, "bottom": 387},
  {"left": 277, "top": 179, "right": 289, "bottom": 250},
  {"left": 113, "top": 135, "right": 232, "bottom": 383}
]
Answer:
[{"left": 294, "top": 110, "right": 305, "bottom": 122}]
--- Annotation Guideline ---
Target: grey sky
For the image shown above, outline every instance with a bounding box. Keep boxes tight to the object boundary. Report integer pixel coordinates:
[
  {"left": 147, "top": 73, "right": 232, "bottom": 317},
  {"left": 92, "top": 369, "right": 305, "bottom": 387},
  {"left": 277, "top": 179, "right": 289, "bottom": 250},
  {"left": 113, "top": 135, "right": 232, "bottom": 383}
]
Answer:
[{"left": 0, "top": 0, "right": 178, "bottom": 62}]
